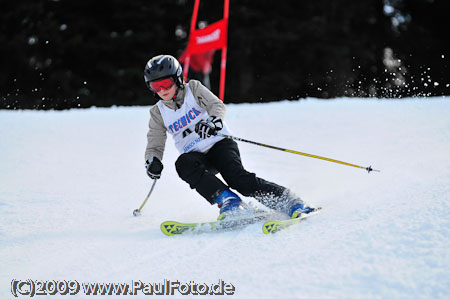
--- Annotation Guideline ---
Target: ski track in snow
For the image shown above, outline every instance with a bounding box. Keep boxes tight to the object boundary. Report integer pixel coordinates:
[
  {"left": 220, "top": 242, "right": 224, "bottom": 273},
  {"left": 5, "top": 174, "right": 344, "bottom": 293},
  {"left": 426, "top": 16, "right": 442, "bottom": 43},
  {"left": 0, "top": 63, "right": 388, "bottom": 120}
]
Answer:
[{"left": 1, "top": 98, "right": 449, "bottom": 298}]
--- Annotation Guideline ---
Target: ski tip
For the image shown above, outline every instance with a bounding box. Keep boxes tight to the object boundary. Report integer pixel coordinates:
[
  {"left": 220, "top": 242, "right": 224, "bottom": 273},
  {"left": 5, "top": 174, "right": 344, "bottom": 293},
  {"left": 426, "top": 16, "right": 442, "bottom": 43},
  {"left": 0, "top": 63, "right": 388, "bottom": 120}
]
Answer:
[
  {"left": 160, "top": 221, "right": 198, "bottom": 236},
  {"left": 262, "top": 221, "right": 280, "bottom": 234},
  {"left": 160, "top": 221, "right": 181, "bottom": 236},
  {"left": 262, "top": 207, "right": 322, "bottom": 234}
]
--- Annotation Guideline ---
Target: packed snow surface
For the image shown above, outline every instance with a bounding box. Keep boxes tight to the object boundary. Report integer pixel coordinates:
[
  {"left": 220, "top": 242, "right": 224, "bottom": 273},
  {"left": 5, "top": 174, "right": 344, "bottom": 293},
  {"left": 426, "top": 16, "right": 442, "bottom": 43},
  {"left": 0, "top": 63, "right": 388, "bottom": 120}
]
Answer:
[{"left": 1, "top": 98, "right": 449, "bottom": 298}]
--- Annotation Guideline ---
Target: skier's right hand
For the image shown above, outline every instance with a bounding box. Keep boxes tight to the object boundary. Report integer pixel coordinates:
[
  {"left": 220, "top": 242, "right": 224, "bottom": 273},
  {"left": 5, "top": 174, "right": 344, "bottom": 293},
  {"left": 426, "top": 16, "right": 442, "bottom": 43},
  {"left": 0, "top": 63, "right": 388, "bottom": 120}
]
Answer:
[{"left": 145, "top": 157, "right": 163, "bottom": 179}]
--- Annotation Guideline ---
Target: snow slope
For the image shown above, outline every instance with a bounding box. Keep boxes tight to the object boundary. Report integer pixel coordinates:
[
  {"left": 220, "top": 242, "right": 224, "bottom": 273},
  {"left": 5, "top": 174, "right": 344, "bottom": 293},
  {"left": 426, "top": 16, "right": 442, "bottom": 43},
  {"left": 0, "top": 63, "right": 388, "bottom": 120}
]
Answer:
[{"left": 1, "top": 98, "right": 449, "bottom": 298}]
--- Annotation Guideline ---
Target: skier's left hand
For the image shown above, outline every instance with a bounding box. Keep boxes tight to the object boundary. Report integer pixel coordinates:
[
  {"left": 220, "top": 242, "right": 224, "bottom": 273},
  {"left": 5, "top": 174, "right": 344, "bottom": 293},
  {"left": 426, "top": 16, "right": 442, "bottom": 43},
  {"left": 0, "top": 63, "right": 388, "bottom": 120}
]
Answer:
[{"left": 195, "top": 116, "right": 223, "bottom": 139}]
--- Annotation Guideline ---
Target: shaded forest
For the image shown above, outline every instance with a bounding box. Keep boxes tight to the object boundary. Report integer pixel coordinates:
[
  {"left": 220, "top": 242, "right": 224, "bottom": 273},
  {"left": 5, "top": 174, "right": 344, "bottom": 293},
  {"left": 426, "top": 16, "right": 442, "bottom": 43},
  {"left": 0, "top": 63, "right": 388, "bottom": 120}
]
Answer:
[{"left": 1, "top": 0, "right": 449, "bottom": 109}]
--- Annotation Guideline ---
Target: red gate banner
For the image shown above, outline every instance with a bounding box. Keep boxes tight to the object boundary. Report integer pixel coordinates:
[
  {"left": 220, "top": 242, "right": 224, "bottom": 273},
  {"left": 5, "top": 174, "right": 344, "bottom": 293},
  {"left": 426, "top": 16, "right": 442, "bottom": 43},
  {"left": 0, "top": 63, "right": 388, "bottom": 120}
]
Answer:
[
  {"left": 182, "top": 0, "right": 229, "bottom": 101},
  {"left": 186, "top": 19, "right": 227, "bottom": 55}
]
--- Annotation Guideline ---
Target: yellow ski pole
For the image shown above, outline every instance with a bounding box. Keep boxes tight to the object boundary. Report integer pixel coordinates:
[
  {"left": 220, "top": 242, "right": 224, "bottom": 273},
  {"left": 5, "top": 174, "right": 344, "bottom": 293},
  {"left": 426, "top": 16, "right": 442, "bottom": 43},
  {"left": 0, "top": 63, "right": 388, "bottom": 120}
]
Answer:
[
  {"left": 133, "top": 179, "right": 158, "bottom": 216},
  {"left": 218, "top": 133, "right": 379, "bottom": 173}
]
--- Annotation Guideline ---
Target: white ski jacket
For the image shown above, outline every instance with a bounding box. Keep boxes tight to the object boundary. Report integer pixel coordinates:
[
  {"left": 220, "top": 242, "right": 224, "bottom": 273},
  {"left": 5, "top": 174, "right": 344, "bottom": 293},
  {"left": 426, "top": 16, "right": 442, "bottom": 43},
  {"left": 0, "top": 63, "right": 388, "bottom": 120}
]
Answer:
[{"left": 145, "top": 80, "right": 227, "bottom": 162}]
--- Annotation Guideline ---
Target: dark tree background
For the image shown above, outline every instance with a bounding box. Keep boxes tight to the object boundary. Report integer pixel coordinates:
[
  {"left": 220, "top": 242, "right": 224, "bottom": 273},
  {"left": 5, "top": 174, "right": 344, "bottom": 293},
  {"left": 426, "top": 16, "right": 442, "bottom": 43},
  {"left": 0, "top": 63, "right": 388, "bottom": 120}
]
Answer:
[{"left": 1, "top": 0, "right": 449, "bottom": 109}]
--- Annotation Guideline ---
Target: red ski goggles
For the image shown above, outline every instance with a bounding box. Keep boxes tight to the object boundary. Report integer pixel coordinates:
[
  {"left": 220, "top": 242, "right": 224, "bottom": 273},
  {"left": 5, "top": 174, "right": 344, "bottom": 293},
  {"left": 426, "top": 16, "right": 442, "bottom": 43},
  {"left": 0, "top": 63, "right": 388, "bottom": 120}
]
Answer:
[{"left": 149, "top": 77, "right": 175, "bottom": 92}]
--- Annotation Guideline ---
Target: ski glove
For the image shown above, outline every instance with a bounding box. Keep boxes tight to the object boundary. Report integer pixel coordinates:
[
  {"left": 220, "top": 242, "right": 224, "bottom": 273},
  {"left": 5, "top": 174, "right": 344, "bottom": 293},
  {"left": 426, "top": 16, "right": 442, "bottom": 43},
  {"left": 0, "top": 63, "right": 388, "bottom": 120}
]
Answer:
[
  {"left": 195, "top": 116, "right": 223, "bottom": 139},
  {"left": 145, "top": 157, "right": 163, "bottom": 179}
]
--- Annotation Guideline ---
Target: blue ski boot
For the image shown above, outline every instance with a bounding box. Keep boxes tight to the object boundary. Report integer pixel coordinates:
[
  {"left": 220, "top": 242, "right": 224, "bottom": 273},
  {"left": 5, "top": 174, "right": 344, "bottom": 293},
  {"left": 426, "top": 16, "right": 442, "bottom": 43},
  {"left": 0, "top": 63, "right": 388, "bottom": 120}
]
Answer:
[
  {"left": 288, "top": 202, "right": 315, "bottom": 219},
  {"left": 215, "top": 189, "right": 248, "bottom": 220}
]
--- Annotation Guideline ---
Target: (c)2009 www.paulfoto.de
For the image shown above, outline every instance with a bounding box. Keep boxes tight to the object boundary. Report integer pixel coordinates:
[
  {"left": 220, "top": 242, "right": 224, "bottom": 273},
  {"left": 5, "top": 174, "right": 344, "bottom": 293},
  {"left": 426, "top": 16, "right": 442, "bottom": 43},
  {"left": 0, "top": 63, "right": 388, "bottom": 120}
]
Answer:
[{"left": 11, "top": 279, "right": 236, "bottom": 296}]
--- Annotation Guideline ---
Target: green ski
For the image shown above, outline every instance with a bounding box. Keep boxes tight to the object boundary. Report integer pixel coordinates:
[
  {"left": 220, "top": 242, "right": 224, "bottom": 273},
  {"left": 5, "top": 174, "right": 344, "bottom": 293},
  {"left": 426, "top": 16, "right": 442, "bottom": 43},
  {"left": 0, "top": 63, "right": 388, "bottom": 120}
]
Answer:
[{"left": 161, "top": 212, "right": 274, "bottom": 236}]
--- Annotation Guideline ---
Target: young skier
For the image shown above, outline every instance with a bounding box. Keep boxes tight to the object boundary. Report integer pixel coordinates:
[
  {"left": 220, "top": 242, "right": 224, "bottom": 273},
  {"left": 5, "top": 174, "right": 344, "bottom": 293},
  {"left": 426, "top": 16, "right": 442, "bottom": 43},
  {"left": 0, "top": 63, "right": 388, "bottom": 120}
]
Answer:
[{"left": 143, "top": 54, "right": 314, "bottom": 220}]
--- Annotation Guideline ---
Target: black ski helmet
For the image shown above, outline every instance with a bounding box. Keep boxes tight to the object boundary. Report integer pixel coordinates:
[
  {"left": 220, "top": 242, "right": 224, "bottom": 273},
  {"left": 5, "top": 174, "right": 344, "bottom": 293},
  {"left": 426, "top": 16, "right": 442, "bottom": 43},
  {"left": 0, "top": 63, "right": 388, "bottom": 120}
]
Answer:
[{"left": 144, "top": 55, "right": 184, "bottom": 93}]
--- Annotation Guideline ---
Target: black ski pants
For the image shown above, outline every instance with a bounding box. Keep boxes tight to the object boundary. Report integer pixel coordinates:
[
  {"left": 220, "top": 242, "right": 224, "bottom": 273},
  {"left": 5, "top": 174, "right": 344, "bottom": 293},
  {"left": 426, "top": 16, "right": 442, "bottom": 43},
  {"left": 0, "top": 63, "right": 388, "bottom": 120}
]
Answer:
[{"left": 175, "top": 138, "right": 287, "bottom": 205}]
